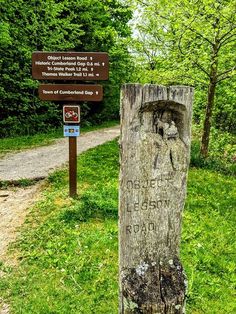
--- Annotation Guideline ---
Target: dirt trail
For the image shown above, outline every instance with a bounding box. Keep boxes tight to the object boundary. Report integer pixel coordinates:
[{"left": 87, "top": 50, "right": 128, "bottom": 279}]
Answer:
[
  {"left": 0, "top": 126, "right": 120, "bottom": 313},
  {"left": 0, "top": 183, "right": 43, "bottom": 261},
  {"left": 0, "top": 303, "right": 9, "bottom": 314},
  {"left": 0, "top": 183, "right": 43, "bottom": 314},
  {"left": 0, "top": 126, "right": 120, "bottom": 182},
  {"left": 0, "top": 125, "right": 120, "bottom": 258}
]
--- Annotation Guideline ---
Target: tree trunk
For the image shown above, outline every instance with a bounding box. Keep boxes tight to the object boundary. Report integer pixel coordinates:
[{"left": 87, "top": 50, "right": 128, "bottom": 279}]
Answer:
[
  {"left": 200, "top": 80, "right": 217, "bottom": 158},
  {"left": 200, "top": 38, "right": 219, "bottom": 158},
  {"left": 119, "top": 84, "right": 194, "bottom": 313}
]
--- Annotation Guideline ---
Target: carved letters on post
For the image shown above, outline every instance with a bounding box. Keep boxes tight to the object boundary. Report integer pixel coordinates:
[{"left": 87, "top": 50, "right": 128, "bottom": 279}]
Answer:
[{"left": 119, "top": 84, "right": 194, "bottom": 313}]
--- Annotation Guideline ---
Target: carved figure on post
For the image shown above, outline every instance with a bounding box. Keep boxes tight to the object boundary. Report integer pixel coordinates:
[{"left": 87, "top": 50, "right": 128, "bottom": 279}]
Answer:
[{"left": 119, "top": 84, "right": 193, "bottom": 313}]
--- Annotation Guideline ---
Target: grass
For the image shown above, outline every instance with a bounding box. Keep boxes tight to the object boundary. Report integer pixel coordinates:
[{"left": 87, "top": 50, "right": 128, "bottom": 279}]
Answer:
[
  {"left": 0, "top": 178, "right": 42, "bottom": 189},
  {"left": 182, "top": 169, "right": 236, "bottom": 313},
  {"left": 0, "top": 120, "right": 119, "bottom": 157},
  {"left": 0, "top": 129, "right": 62, "bottom": 157},
  {"left": 0, "top": 140, "right": 235, "bottom": 313}
]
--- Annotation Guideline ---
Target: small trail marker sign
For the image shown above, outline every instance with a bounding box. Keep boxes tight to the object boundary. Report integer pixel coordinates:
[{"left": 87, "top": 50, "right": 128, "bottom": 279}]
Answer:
[
  {"left": 63, "top": 125, "right": 80, "bottom": 137},
  {"left": 63, "top": 106, "right": 80, "bottom": 124}
]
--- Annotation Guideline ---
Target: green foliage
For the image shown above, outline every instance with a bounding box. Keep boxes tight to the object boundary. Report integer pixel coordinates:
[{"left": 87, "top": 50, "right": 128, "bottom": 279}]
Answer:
[
  {"left": 0, "top": 140, "right": 235, "bottom": 313},
  {"left": 191, "top": 124, "right": 236, "bottom": 175},
  {"left": 214, "top": 79, "right": 236, "bottom": 133},
  {"left": 0, "top": 0, "right": 133, "bottom": 137},
  {"left": 0, "top": 21, "right": 11, "bottom": 47},
  {"left": 132, "top": 0, "right": 236, "bottom": 134}
]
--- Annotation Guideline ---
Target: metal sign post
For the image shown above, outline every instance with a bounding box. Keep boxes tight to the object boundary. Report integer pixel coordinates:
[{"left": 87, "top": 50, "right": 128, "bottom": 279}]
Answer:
[{"left": 32, "top": 51, "right": 109, "bottom": 198}]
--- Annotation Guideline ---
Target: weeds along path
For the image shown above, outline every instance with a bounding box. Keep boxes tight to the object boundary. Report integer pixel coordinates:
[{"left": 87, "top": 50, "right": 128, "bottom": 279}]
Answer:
[
  {"left": 0, "top": 125, "right": 120, "bottom": 260},
  {"left": 0, "top": 126, "right": 120, "bottom": 182}
]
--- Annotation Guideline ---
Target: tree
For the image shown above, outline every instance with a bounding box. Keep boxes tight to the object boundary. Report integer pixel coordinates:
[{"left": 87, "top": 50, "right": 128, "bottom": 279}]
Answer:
[
  {"left": 133, "top": 0, "right": 236, "bottom": 157},
  {"left": 0, "top": 0, "right": 133, "bottom": 137}
]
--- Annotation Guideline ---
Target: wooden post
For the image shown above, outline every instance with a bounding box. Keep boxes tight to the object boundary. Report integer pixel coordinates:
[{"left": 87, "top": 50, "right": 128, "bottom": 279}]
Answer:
[
  {"left": 69, "top": 136, "right": 77, "bottom": 197},
  {"left": 119, "top": 84, "right": 194, "bottom": 313}
]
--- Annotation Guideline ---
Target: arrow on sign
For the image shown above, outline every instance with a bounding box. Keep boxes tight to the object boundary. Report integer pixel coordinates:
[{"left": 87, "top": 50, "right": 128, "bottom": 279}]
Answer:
[
  {"left": 96, "top": 74, "right": 100, "bottom": 77},
  {"left": 32, "top": 52, "right": 109, "bottom": 80}
]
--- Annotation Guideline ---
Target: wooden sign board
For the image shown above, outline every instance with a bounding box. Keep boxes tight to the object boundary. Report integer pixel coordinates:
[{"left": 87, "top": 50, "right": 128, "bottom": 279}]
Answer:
[
  {"left": 63, "top": 105, "right": 80, "bottom": 124},
  {"left": 38, "top": 84, "right": 103, "bottom": 101},
  {"left": 32, "top": 52, "right": 109, "bottom": 80}
]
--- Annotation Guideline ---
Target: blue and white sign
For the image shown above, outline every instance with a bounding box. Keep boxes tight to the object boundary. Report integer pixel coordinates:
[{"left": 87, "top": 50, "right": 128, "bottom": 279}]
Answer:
[{"left": 64, "top": 125, "right": 80, "bottom": 137}]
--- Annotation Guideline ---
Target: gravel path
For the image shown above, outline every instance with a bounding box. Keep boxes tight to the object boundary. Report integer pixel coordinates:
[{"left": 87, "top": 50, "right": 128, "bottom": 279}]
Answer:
[
  {"left": 0, "top": 126, "right": 120, "bottom": 259},
  {"left": 0, "top": 126, "right": 120, "bottom": 182}
]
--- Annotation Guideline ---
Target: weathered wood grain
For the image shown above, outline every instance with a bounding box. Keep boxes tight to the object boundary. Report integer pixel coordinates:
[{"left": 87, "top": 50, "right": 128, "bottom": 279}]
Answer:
[{"left": 119, "top": 84, "right": 194, "bottom": 313}]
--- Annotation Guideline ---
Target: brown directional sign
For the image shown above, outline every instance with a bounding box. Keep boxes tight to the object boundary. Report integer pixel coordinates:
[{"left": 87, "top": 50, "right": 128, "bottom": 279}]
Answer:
[
  {"left": 32, "top": 52, "right": 109, "bottom": 80},
  {"left": 38, "top": 84, "right": 103, "bottom": 101}
]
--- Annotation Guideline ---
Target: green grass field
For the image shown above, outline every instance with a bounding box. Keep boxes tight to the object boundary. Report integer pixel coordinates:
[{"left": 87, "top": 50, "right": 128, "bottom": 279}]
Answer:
[{"left": 0, "top": 140, "right": 235, "bottom": 313}]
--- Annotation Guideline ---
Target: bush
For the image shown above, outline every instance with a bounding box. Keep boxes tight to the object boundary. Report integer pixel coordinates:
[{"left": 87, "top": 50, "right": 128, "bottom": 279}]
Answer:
[{"left": 191, "top": 125, "right": 236, "bottom": 176}]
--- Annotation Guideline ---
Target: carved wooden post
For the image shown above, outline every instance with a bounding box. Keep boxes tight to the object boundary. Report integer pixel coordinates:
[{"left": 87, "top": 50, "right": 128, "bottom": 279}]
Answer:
[{"left": 119, "top": 84, "right": 194, "bottom": 313}]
